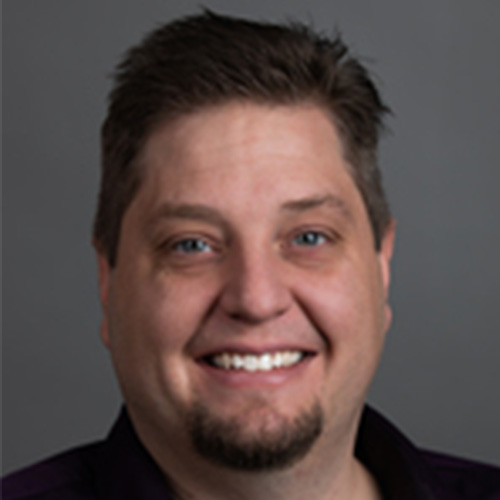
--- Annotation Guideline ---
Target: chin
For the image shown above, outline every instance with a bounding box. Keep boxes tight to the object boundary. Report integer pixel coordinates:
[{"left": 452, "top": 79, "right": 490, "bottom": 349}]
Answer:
[{"left": 185, "top": 398, "right": 324, "bottom": 471}]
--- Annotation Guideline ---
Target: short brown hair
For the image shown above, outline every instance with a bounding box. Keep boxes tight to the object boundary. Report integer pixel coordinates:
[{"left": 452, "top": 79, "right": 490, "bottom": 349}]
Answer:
[{"left": 94, "top": 10, "right": 391, "bottom": 266}]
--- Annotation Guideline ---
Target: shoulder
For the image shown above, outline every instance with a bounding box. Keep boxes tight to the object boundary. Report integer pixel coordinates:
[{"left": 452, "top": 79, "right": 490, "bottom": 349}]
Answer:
[
  {"left": 422, "top": 449, "right": 500, "bottom": 499},
  {"left": 1, "top": 442, "right": 102, "bottom": 500},
  {"left": 2, "top": 409, "right": 175, "bottom": 500},
  {"left": 358, "top": 407, "right": 500, "bottom": 499}
]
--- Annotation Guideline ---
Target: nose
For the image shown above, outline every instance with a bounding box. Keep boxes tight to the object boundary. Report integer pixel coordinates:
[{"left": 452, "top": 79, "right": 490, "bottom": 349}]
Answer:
[{"left": 219, "top": 245, "right": 292, "bottom": 324}]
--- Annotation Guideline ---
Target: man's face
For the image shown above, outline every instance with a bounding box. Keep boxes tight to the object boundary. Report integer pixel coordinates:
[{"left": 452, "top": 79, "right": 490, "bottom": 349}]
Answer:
[{"left": 98, "top": 102, "right": 394, "bottom": 470}]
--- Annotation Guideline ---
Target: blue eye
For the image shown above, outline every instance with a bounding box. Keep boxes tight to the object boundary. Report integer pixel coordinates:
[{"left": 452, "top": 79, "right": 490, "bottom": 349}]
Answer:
[
  {"left": 293, "top": 231, "right": 327, "bottom": 246},
  {"left": 173, "top": 238, "right": 211, "bottom": 253}
]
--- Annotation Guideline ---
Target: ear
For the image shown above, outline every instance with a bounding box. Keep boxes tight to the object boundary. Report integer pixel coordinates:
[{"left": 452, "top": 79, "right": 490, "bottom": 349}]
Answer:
[
  {"left": 378, "top": 219, "right": 396, "bottom": 329},
  {"left": 94, "top": 241, "right": 112, "bottom": 349}
]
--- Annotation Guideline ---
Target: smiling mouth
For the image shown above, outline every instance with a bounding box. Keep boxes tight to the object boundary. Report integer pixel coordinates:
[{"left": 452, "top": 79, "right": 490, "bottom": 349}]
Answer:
[{"left": 204, "top": 350, "right": 311, "bottom": 372}]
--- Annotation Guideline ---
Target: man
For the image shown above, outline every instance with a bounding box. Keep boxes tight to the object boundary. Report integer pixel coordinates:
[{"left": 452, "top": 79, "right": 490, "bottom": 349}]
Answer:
[{"left": 3, "top": 11, "right": 499, "bottom": 500}]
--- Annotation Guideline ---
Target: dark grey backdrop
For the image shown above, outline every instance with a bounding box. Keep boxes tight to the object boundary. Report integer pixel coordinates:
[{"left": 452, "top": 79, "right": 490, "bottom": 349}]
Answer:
[{"left": 4, "top": 0, "right": 500, "bottom": 475}]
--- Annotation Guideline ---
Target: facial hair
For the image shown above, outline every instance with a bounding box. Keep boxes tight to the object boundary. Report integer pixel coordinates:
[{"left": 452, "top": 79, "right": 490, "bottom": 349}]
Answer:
[{"left": 187, "top": 399, "right": 324, "bottom": 471}]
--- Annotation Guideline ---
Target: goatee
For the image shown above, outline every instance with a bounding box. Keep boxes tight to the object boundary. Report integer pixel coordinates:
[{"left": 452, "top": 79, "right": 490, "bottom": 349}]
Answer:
[{"left": 187, "top": 400, "right": 323, "bottom": 471}]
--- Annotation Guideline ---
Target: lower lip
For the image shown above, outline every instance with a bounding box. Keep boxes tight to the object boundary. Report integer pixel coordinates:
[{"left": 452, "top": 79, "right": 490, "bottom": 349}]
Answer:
[{"left": 197, "top": 356, "right": 315, "bottom": 390}]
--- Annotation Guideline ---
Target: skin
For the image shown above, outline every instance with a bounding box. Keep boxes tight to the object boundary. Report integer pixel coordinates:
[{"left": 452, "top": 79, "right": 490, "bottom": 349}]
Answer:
[{"left": 97, "top": 102, "right": 395, "bottom": 500}]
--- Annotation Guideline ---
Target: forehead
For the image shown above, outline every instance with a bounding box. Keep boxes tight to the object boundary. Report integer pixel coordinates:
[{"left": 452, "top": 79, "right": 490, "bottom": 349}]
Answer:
[{"left": 133, "top": 102, "right": 366, "bottom": 223}]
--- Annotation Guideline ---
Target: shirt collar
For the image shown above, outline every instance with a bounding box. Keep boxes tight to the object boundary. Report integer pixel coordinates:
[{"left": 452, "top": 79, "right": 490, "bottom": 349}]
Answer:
[
  {"left": 356, "top": 406, "right": 455, "bottom": 500},
  {"left": 91, "top": 408, "right": 175, "bottom": 499}
]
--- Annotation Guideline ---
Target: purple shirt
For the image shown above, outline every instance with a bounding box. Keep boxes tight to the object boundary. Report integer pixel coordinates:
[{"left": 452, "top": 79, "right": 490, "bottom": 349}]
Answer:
[{"left": 3, "top": 406, "right": 500, "bottom": 499}]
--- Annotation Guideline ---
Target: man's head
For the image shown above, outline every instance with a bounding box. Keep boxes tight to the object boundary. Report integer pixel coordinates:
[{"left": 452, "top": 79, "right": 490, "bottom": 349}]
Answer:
[
  {"left": 94, "top": 11, "right": 395, "bottom": 475},
  {"left": 94, "top": 10, "right": 391, "bottom": 267}
]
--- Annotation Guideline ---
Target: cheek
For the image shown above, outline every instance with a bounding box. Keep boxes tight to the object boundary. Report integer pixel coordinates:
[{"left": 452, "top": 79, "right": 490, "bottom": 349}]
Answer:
[
  {"left": 294, "top": 267, "right": 387, "bottom": 413},
  {"left": 111, "top": 271, "right": 210, "bottom": 344},
  {"left": 294, "top": 262, "right": 387, "bottom": 362},
  {"left": 107, "top": 272, "right": 221, "bottom": 392}
]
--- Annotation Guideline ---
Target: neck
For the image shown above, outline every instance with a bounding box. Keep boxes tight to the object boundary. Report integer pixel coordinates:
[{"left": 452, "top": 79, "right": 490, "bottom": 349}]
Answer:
[{"left": 133, "top": 414, "right": 382, "bottom": 500}]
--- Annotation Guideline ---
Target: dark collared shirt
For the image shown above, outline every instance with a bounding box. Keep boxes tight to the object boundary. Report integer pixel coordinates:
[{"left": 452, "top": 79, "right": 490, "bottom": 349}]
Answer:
[{"left": 3, "top": 407, "right": 500, "bottom": 499}]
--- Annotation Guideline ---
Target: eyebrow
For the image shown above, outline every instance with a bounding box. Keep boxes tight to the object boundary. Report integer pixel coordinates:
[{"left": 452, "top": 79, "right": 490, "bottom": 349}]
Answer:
[
  {"left": 146, "top": 203, "right": 230, "bottom": 233},
  {"left": 281, "top": 194, "right": 353, "bottom": 220},
  {"left": 146, "top": 193, "right": 352, "bottom": 233}
]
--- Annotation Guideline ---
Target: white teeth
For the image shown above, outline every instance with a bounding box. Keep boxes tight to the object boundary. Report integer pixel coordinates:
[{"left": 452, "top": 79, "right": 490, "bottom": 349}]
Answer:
[
  {"left": 284, "top": 351, "right": 302, "bottom": 365},
  {"left": 274, "top": 352, "right": 283, "bottom": 368},
  {"left": 259, "top": 353, "right": 272, "bottom": 371},
  {"left": 233, "top": 355, "right": 244, "bottom": 369},
  {"left": 211, "top": 350, "right": 305, "bottom": 371},
  {"left": 244, "top": 355, "right": 258, "bottom": 372},
  {"left": 220, "top": 353, "right": 232, "bottom": 370}
]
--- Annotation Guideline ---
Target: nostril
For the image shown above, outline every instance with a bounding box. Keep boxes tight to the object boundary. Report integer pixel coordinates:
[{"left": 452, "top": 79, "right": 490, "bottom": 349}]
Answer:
[
  {"left": 221, "top": 284, "right": 291, "bottom": 324},
  {"left": 219, "top": 251, "right": 292, "bottom": 323},
  {"left": 225, "top": 305, "right": 288, "bottom": 325}
]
